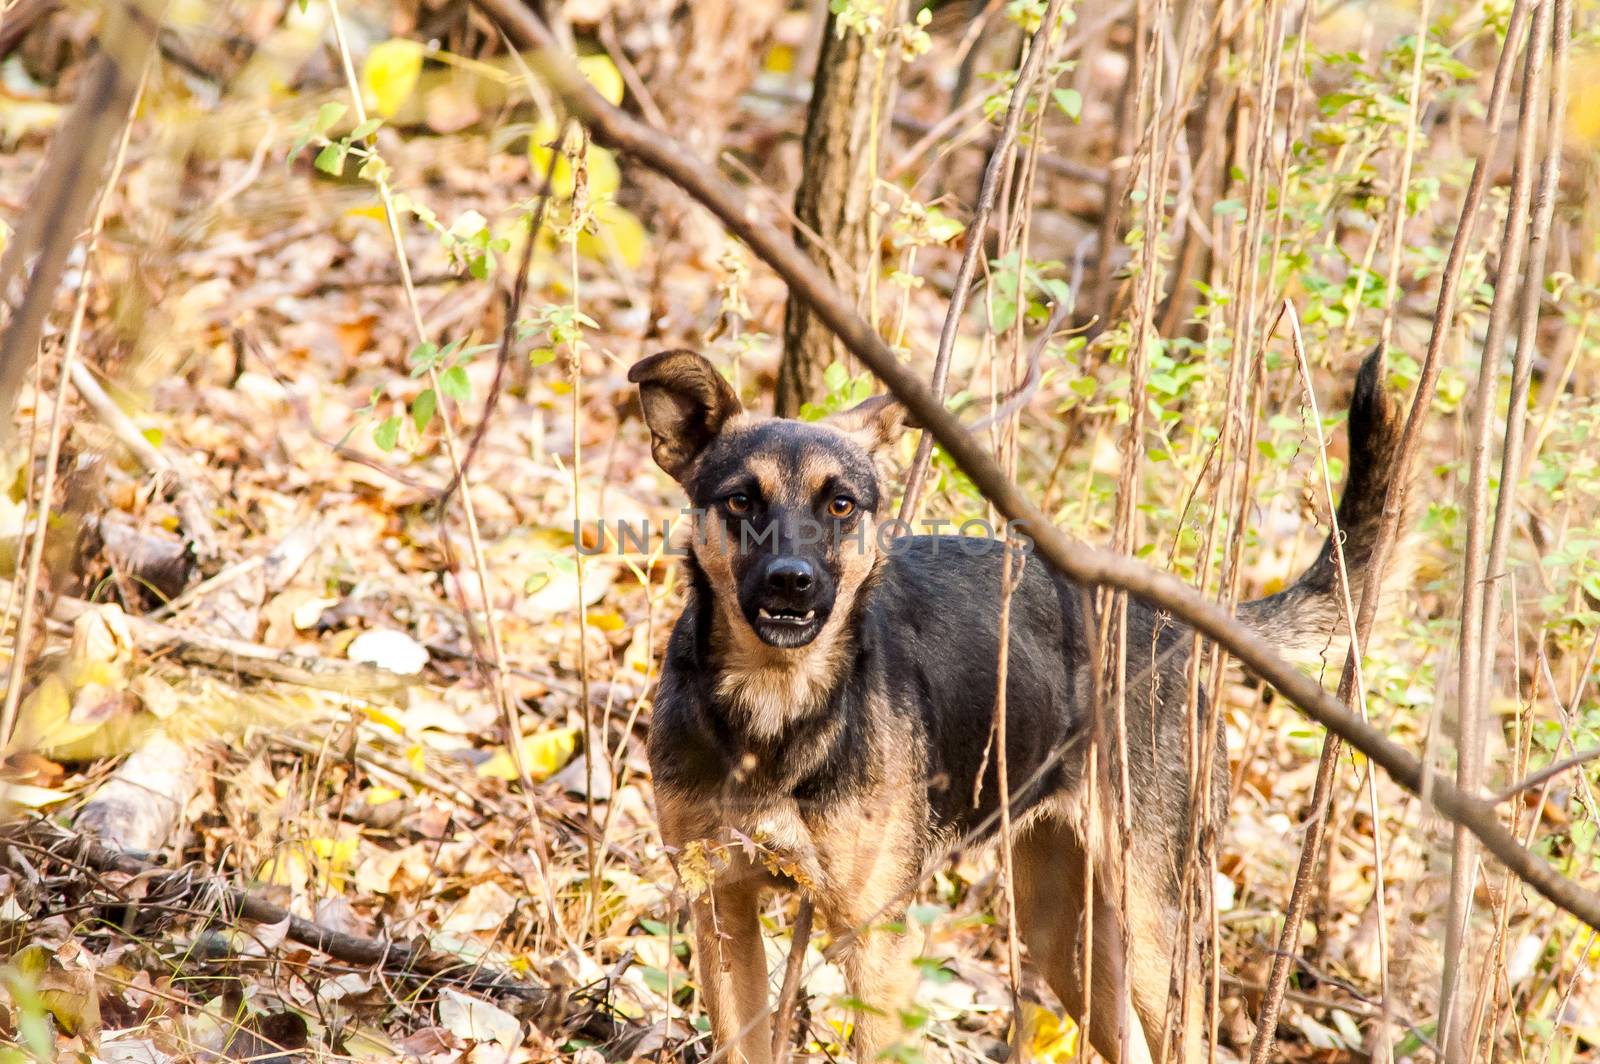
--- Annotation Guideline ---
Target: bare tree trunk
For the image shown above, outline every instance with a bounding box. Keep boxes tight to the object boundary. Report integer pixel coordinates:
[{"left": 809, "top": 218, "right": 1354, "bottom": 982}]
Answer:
[{"left": 776, "top": 4, "right": 905, "bottom": 417}]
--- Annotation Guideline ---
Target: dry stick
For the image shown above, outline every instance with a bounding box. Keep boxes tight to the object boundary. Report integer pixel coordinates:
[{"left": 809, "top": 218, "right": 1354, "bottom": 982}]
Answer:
[
  {"left": 68, "top": 363, "right": 219, "bottom": 555},
  {"left": 0, "top": 51, "right": 149, "bottom": 750},
  {"left": 1442, "top": 1, "right": 1553, "bottom": 1052},
  {"left": 1496, "top": 747, "right": 1600, "bottom": 804},
  {"left": 0, "top": 9, "right": 151, "bottom": 439},
  {"left": 320, "top": 0, "right": 570, "bottom": 954},
  {"left": 1247, "top": 3, "right": 1538, "bottom": 1060},
  {"left": 769, "top": 898, "right": 814, "bottom": 1064},
  {"left": 0, "top": 823, "right": 640, "bottom": 1043},
  {"left": 561, "top": 128, "right": 602, "bottom": 948},
  {"left": 478, "top": 0, "right": 1600, "bottom": 936},
  {"left": 1114, "top": 0, "right": 1219, "bottom": 1053},
  {"left": 1326, "top": 0, "right": 1438, "bottom": 1049},
  {"left": 1450, "top": 11, "right": 1572, "bottom": 1054},
  {"left": 434, "top": 147, "right": 558, "bottom": 509},
  {"left": 1101, "top": 3, "right": 1168, "bottom": 1056},
  {"left": 896, "top": 0, "right": 1068, "bottom": 532},
  {"left": 991, "top": 539, "right": 1026, "bottom": 1053},
  {"left": 1286, "top": 299, "right": 1387, "bottom": 1029}
]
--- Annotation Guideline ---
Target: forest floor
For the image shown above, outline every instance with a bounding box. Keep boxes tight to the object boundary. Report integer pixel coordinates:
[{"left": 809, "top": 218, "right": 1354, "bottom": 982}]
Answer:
[{"left": 3, "top": 1, "right": 1599, "bottom": 1062}]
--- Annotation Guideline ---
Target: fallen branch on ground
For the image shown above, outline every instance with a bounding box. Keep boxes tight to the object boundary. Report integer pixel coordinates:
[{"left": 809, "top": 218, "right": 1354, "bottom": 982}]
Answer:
[
  {"left": 1, "top": 578, "right": 415, "bottom": 696},
  {"left": 468, "top": 0, "right": 1600, "bottom": 933},
  {"left": 0, "top": 820, "right": 654, "bottom": 1051}
]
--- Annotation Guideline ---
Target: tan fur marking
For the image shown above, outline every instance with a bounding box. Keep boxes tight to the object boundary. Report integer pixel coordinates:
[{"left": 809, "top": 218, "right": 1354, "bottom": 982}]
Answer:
[{"left": 797, "top": 449, "right": 846, "bottom": 500}]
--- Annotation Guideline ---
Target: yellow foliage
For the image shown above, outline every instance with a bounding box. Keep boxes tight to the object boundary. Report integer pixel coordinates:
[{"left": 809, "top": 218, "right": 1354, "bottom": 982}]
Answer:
[
  {"left": 528, "top": 122, "right": 621, "bottom": 203},
  {"left": 577, "top": 202, "right": 648, "bottom": 268},
  {"left": 575, "top": 55, "right": 625, "bottom": 106},
  {"left": 361, "top": 39, "right": 425, "bottom": 118},
  {"left": 1568, "top": 54, "right": 1600, "bottom": 148},
  {"left": 477, "top": 725, "right": 577, "bottom": 782},
  {"left": 1019, "top": 1001, "right": 1081, "bottom": 1061}
]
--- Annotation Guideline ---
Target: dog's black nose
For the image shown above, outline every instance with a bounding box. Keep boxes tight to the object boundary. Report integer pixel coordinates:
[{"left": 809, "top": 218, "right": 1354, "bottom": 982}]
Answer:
[{"left": 765, "top": 557, "right": 814, "bottom": 597}]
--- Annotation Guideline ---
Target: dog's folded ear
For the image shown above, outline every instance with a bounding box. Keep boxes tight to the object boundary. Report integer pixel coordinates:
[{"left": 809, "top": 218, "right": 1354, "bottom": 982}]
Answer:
[
  {"left": 628, "top": 349, "right": 743, "bottom": 480},
  {"left": 828, "top": 394, "right": 916, "bottom": 455}
]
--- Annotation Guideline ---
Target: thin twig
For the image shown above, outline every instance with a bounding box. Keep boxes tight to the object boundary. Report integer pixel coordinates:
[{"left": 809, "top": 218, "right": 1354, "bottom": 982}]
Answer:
[
  {"left": 1496, "top": 748, "right": 1600, "bottom": 804},
  {"left": 1250, "top": 2, "right": 1540, "bottom": 1058},
  {"left": 322, "top": 0, "right": 570, "bottom": 953},
  {"left": 0, "top": 4, "right": 157, "bottom": 435},
  {"left": 0, "top": 50, "right": 151, "bottom": 748},
  {"left": 475, "top": 0, "right": 1600, "bottom": 935},
  {"left": 0, "top": 821, "right": 642, "bottom": 1045},
  {"left": 1440, "top": 0, "right": 1548, "bottom": 1043},
  {"left": 896, "top": 0, "right": 1069, "bottom": 531},
  {"left": 770, "top": 898, "right": 814, "bottom": 1064}
]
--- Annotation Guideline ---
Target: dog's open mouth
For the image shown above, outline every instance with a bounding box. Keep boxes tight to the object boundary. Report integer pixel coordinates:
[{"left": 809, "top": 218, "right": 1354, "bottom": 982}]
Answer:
[
  {"left": 757, "top": 607, "right": 815, "bottom": 626},
  {"left": 752, "top": 605, "right": 824, "bottom": 646}
]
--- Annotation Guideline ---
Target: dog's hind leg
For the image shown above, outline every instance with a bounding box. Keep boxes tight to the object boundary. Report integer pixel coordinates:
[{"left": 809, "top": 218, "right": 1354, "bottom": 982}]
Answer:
[{"left": 1014, "top": 817, "right": 1167, "bottom": 1064}]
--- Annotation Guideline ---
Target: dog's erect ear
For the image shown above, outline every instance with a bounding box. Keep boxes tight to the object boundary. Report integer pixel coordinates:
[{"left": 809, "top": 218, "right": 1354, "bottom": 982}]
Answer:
[
  {"left": 628, "top": 350, "right": 742, "bottom": 480},
  {"left": 828, "top": 394, "right": 916, "bottom": 455}
]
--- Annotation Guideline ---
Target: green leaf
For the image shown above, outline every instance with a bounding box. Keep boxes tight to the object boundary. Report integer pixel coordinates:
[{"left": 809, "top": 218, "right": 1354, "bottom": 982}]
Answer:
[
  {"left": 440, "top": 365, "right": 471, "bottom": 402},
  {"left": 350, "top": 118, "right": 383, "bottom": 140},
  {"left": 314, "top": 143, "right": 347, "bottom": 176},
  {"left": 1051, "top": 87, "right": 1082, "bottom": 121},
  {"left": 823, "top": 362, "right": 849, "bottom": 393},
  {"left": 412, "top": 388, "right": 437, "bottom": 434},
  {"left": 528, "top": 347, "right": 557, "bottom": 367},
  {"left": 407, "top": 341, "right": 439, "bottom": 377},
  {"left": 373, "top": 416, "right": 402, "bottom": 452},
  {"left": 314, "top": 102, "right": 348, "bottom": 134}
]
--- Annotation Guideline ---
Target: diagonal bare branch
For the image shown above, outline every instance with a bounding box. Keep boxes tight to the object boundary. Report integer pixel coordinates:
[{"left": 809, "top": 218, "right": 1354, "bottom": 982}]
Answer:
[{"left": 467, "top": 0, "right": 1600, "bottom": 933}]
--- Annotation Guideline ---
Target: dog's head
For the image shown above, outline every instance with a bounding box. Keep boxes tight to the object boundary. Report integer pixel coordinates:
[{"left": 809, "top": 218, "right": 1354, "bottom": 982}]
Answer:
[{"left": 629, "top": 349, "right": 909, "bottom": 651}]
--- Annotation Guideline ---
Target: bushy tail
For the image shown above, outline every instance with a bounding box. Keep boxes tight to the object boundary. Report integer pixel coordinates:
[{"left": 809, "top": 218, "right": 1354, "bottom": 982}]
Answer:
[{"left": 1237, "top": 347, "right": 1409, "bottom": 663}]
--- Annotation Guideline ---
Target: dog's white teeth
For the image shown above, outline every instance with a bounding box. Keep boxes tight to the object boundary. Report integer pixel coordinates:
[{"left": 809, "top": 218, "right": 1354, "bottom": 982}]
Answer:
[
  {"left": 803, "top": 610, "right": 815, "bottom": 620},
  {"left": 759, "top": 608, "right": 774, "bottom": 620}
]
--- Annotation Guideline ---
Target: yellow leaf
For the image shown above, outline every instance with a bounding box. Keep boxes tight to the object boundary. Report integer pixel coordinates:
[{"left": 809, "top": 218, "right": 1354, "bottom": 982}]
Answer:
[
  {"left": 1568, "top": 55, "right": 1600, "bottom": 148},
  {"left": 527, "top": 122, "right": 575, "bottom": 200},
  {"left": 310, "top": 835, "right": 360, "bottom": 890},
  {"left": 476, "top": 725, "right": 577, "bottom": 782},
  {"left": 362, "top": 705, "right": 406, "bottom": 733},
  {"left": 364, "top": 785, "right": 403, "bottom": 806},
  {"left": 361, "top": 39, "right": 425, "bottom": 118},
  {"left": 10, "top": 674, "right": 94, "bottom": 757},
  {"left": 577, "top": 202, "right": 647, "bottom": 268},
  {"left": 764, "top": 43, "right": 796, "bottom": 75},
  {"left": 585, "top": 611, "right": 625, "bottom": 632},
  {"left": 258, "top": 845, "right": 310, "bottom": 892},
  {"left": 576, "top": 54, "right": 625, "bottom": 106},
  {"left": 586, "top": 145, "right": 620, "bottom": 201},
  {"left": 1020, "top": 1001, "right": 1080, "bottom": 1061},
  {"left": 529, "top": 124, "right": 619, "bottom": 202},
  {"left": 0, "top": 783, "right": 71, "bottom": 810},
  {"left": 676, "top": 839, "right": 714, "bottom": 900},
  {"left": 515, "top": 724, "right": 578, "bottom": 780}
]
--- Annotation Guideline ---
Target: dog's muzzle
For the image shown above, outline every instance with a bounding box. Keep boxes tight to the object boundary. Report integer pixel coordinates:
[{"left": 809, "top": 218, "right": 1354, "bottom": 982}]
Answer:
[{"left": 748, "top": 556, "right": 828, "bottom": 647}]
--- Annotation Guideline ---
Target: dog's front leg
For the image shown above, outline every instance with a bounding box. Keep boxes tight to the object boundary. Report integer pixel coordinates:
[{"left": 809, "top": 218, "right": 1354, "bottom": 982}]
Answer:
[
  {"left": 833, "top": 922, "right": 919, "bottom": 1062},
  {"left": 689, "top": 880, "right": 773, "bottom": 1064}
]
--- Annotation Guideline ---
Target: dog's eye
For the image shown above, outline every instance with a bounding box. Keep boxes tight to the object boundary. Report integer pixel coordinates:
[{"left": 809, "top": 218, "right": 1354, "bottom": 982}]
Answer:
[
  {"left": 827, "top": 495, "right": 856, "bottom": 519},
  {"left": 724, "top": 493, "right": 752, "bottom": 515}
]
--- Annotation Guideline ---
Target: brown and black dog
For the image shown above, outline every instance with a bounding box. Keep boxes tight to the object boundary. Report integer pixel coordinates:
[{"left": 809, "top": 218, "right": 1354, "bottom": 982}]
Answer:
[{"left": 630, "top": 348, "right": 1400, "bottom": 1063}]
